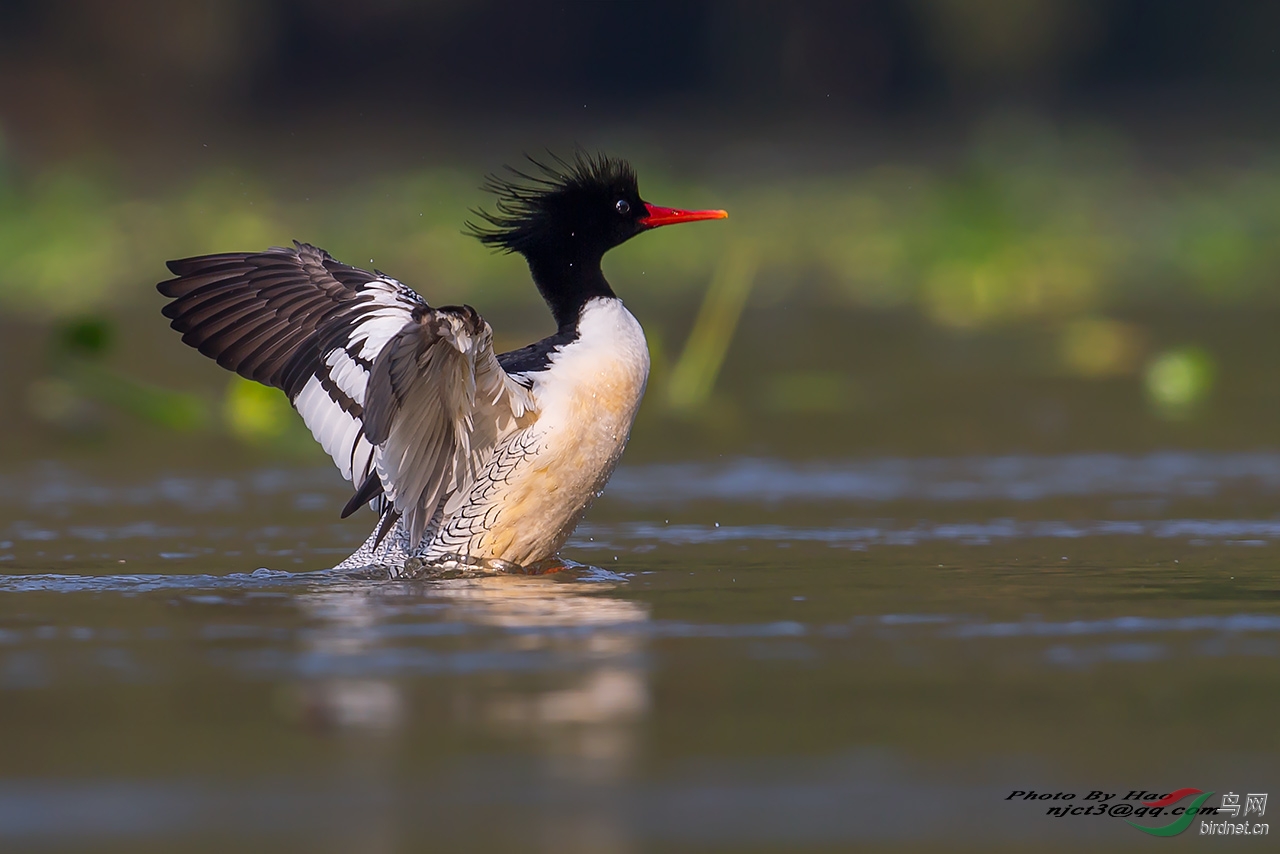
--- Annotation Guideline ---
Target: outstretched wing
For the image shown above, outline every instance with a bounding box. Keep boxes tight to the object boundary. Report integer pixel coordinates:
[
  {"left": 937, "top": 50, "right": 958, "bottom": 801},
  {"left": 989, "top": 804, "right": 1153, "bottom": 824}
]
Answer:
[
  {"left": 159, "top": 242, "right": 424, "bottom": 492},
  {"left": 158, "top": 242, "right": 534, "bottom": 539},
  {"left": 363, "top": 304, "right": 533, "bottom": 545}
]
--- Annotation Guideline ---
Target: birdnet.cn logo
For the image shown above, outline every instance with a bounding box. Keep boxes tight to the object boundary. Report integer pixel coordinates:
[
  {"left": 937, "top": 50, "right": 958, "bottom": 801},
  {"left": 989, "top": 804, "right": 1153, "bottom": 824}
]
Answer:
[{"left": 1007, "top": 787, "right": 1269, "bottom": 837}]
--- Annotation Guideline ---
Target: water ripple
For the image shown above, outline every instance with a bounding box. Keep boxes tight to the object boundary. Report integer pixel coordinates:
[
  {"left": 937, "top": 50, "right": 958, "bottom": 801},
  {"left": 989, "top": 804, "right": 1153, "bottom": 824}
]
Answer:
[
  {"left": 6, "top": 453, "right": 1280, "bottom": 514},
  {"left": 0, "top": 568, "right": 334, "bottom": 594},
  {"left": 945, "top": 613, "right": 1280, "bottom": 638},
  {"left": 574, "top": 518, "right": 1280, "bottom": 549},
  {"left": 608, "top": 452, "right": 1280, "bottom": 504}
]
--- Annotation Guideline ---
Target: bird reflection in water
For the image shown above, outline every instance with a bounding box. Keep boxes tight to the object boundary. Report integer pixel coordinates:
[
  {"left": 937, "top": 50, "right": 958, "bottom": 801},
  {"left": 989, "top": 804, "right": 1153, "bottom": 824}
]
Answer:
[{"left": 280, "top": 572, "right": 651, "bottom": 777}]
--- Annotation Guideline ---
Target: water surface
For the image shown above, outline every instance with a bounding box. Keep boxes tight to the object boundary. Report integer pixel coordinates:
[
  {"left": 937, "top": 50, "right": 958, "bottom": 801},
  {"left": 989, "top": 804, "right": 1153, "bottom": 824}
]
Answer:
[{"left": 1, "top": 453, "right": 1277, "bottom": 851}]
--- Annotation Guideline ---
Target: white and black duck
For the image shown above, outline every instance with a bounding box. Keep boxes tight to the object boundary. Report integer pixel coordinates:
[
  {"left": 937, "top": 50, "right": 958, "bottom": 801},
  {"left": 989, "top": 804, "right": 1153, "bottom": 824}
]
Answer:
[{"left": 156, "top": 153, "right": 727, "bottom": 576}]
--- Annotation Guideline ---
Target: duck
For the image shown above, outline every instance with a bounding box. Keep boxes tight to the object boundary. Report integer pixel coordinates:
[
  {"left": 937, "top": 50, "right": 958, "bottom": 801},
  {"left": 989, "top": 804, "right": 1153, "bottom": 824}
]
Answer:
[{"left": 156, "top": 152, "right": 727, "bottom": 576}]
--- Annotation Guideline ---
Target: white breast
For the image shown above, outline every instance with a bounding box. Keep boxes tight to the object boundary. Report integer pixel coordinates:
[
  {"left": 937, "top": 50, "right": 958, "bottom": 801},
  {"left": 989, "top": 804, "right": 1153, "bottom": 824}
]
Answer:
[
  {"left": 439, "top": 297, "right": 650, "bottom": 565},
  {"left": 532, "top": 297, "right": 651, "bottom": 424}
]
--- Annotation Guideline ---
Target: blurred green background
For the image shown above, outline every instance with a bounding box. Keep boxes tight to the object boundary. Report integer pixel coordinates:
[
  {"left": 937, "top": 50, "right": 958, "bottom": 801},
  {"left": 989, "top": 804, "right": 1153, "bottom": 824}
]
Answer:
[
  {"left": 1, "top": 0, "right": 1278, "bottom": 465},
  {"left": 2, "top": 7, "right": 1279, "bottom": 852}
]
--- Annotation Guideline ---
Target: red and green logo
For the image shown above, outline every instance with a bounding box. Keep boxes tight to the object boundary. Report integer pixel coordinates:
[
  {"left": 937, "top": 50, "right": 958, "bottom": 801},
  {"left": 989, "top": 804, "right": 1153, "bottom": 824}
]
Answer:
[{"left": 1127, "top": 788, "right": 1214, "bottom": 836}]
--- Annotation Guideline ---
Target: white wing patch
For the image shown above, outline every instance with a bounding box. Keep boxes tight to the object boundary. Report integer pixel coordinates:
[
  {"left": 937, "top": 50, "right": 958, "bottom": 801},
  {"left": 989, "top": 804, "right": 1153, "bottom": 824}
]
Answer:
[
  {"left": 288, "top": 277, "right": 422, "bottom": 487},
  {"left": 352, "top": 305, "right": 412, "bottom": 361},
  {"left": 324, "top": 349, "right": 369, "bottom": 406},
  {"left": 295, "top": 375, "right": 363, "bottom": 482}
]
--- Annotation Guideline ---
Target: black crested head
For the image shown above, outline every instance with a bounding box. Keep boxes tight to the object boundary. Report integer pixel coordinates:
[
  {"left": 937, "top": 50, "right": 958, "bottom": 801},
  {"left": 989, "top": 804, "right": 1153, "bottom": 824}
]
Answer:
[
  {"left": 466, "top": 151, "right": 727, "bottom": 329},
  {"left": 466, "top": 151, "right": 648, "bottom": 262}
]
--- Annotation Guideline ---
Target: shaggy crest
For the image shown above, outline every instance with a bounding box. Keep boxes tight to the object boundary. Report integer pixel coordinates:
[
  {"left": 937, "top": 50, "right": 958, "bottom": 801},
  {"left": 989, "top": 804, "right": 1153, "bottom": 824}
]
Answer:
[{"left": 466, "top": 151, "right": 639, "bottom": 255}]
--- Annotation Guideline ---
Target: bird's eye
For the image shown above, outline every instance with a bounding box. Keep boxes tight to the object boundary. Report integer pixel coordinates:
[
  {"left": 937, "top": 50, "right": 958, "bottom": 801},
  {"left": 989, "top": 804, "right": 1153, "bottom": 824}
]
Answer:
[{"left": 615, "top": 199, "right": 631, "bottom": 216}]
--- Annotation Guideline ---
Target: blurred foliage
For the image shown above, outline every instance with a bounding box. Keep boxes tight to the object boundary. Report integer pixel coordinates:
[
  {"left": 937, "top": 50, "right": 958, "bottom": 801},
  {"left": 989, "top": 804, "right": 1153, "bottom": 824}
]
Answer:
[
  {"left": 1145, "top": 347, "right": 1215, "bottom": 419},
  {"left": 667, "top": 245, "right": 758, "bottom": 411},
  {"left": 761, "top": 370, "right": 857, "bottom": 414},
  {"left": 59, "top": 317, "right": 113, "bottom": 356},
  {"left": 223, "top": 376, "right": 300, "bottom": 445},
  {"left": 26, "top": 316, "right": 210, "bottom": 435},
  {"left": 21, "top": 313, "right": 320, "bottom": 447},
  {"left": 1, "top": 116, "right": 1277, "bottom": 333},
  {"left": 1058, "top": 317, "right": 1145, "bottom": 378},
  {"left": 3, "top": 1, "right": 1277, "bottom": 136},
  {"left": 0, "top": 114, "right": 1273, "bottom": 447},
  {"left": 66, "top": 361, "right": 210, "bottom": 432},
  {"left": 0, "top": 3, "right": 1273, "bottom": 458}
]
